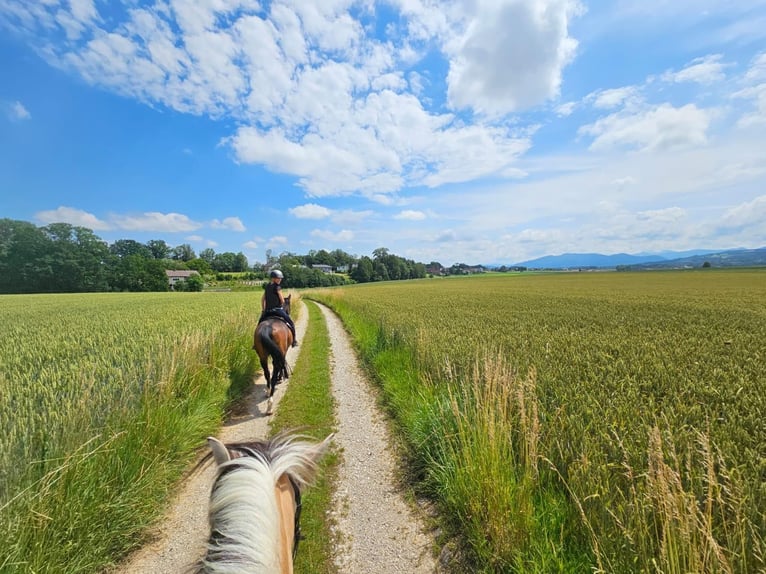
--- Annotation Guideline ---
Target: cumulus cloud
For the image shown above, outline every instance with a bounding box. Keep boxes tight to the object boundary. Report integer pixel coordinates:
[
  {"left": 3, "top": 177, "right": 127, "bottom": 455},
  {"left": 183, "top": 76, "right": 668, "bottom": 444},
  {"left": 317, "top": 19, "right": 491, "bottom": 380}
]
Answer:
[
  {"left": 395, "top": 210, "right": 427, "bottom": 220},
  {"left": 210, "top": 216, "right": 246, "bottom": 231},
  {"left": 587, "top": 86, "right": 641, "bottom": 109},
  {"left": 580, "top": 103, "right": 712, "bottom": 152},
  {"left": 289, "top": 203, "right": 332, "bottom": 219},
  {"left": 310, "top": 228, "right": 354, "bottom": 241},
  {"left": 718, "top": 194, "right": 766, "bottom": 230},
  {"left": 35, "top": 206, "right": 110, "bottom": 230},
  {"left": 4, "top": 0, "right": 541, "bottom": 199},
  {"left": 445, "top": 0, "right": 582, "bottom": 115},
  {"left": 661, "top": 54, "right": 728, "bottom": 85},
  {"left": 111, "top": 212, "right": 202, "bottom": 232}
]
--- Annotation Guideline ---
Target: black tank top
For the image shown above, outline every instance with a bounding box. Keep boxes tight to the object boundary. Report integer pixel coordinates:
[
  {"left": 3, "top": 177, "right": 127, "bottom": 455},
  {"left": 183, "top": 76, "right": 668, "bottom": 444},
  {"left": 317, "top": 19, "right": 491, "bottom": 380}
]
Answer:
[{"left": 264, "top": 282, "right": 282, "bottom": 309}]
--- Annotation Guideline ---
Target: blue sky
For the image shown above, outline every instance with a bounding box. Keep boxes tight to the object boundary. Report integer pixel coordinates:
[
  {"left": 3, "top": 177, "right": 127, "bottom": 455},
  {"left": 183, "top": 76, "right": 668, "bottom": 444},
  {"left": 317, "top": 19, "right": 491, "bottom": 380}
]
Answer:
[{"left": 1, "top": 0, "right": 765, "bottom": 266}]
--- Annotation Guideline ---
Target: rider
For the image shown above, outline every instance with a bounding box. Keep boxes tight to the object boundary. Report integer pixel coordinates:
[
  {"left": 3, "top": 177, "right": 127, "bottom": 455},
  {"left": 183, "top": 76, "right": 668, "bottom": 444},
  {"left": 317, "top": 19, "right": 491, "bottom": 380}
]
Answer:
[{"left": 259, "top": 269, "right": 298, "bottom": 347}]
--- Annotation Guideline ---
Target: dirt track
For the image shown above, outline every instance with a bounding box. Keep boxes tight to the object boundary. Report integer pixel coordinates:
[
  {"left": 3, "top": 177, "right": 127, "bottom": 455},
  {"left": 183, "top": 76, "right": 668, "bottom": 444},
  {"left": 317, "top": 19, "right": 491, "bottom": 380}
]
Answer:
[{"left": 115, "top": 300, "right": 436, "bottom": 573}]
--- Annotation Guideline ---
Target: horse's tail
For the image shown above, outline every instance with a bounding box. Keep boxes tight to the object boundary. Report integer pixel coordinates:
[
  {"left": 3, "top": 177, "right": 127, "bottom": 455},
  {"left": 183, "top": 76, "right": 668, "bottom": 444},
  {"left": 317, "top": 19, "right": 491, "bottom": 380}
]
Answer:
[{"left": 258, "top": 325, "right": 290, "bottom": 378}]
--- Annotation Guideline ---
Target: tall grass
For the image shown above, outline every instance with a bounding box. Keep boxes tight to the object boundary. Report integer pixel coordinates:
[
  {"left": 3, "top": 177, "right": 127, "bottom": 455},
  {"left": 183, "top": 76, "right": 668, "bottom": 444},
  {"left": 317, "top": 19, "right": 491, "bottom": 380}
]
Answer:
[
  {"left": 0, "top": 292, "right": 261, "bottom": 573},
  {"left": 307, "top": 270, "right": 766, "bottom": 572}
]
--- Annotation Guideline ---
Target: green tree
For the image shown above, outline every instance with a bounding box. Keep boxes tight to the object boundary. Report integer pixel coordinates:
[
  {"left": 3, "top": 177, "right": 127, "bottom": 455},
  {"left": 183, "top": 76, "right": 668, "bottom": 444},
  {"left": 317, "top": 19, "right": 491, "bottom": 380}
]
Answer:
[
  {"left": 146, "top": 239, "right": 171, "bottom": 259},
  {"left": 110, "top": 239, "right": 152, "bottom": 259},
  {"left": 172, "top": 243, "right": 196, "bottom": 261},
  {"left": 185, "top": 274, "right": 204, "bottom": 291},
  {"left": 187, "top": 258, "right": 213, "bottom": 275},
  {"left": 199, "top": 248, "right": 216, "bottom": 264},
  {"left": 351, "top": 256, "right": 373, "bottom": 283},
  {"left": 0, "top": 219, "right": 52, "bottom": 293},
  {"left": 110, "top": 255, "right": 169, "bottom": 292}
]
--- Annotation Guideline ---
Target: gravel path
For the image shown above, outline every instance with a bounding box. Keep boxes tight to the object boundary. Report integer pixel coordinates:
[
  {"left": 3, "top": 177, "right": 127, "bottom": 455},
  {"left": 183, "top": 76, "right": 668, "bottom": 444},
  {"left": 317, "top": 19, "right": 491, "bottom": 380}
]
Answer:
[
  {"left": 114, "top": 300, "right": 437, "bottom": 573},
  {"left": 113, "top": 305, "right": 309, "bottom": 574},
  {"left": 319, "top": 303, "right": 436, "bottom": 574}
]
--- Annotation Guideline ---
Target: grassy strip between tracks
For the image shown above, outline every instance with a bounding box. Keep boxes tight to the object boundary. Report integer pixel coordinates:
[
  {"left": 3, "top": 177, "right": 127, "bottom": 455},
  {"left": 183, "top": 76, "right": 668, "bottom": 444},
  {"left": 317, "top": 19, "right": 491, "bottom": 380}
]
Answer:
[{"left": 268, "top": 299, "right": 339, "bottom": 574}]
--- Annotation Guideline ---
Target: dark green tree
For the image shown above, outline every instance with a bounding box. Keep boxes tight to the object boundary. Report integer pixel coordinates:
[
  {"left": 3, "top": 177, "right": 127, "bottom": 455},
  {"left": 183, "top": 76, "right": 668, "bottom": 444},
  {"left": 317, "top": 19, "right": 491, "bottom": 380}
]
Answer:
[
  {"left": 146, "top": 239, "right": 171, "bottom": 259},
  {"left": 172, "top": 243, "right": 196, "bottom": 261},
  {"left": 351, "top": 256, "right": 373, "bottom": 283},
  {"left": 110, "top": 239, "right": 152, "bottom": 259}
]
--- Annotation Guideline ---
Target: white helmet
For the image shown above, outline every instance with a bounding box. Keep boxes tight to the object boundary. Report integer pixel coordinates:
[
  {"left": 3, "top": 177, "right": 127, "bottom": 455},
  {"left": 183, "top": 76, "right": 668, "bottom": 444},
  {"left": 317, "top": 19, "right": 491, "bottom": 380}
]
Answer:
[{"left": 270, "top": 269, "right": 284, "bottom": 279}]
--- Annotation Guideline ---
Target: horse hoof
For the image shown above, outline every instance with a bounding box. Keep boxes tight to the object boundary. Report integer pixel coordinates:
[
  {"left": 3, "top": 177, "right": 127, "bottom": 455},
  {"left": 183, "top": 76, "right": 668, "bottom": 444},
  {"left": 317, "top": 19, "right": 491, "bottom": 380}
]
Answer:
[{"left": 266, "top": 397, "right": 274, "bottom": 415}]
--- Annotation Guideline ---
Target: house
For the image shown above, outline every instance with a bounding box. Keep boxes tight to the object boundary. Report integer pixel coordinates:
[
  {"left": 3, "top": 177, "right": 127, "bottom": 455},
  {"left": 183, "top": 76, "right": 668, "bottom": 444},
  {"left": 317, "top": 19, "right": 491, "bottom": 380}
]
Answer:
[
  {"left": 166, "top": 270, "right": 200, "bottom": 289},
  {"left": 426, "top": 264, "right": 445, "bottom": 276},
  {"left": 312, "top": 264, "right": 333, "bottom": 274}
]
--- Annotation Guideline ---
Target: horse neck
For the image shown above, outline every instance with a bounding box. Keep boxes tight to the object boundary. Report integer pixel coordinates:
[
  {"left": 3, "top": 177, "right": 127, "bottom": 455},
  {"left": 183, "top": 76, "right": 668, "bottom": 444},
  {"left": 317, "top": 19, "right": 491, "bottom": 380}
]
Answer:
[{"left": 202, "top": 458, "right": 293, "bottom": 574}]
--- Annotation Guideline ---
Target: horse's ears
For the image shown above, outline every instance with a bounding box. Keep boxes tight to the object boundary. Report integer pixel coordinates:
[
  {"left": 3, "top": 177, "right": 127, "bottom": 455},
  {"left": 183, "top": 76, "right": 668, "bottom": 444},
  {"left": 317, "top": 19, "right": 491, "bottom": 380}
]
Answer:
[{"left": 207, "top": 437, "right": 231, "bottom": 465}]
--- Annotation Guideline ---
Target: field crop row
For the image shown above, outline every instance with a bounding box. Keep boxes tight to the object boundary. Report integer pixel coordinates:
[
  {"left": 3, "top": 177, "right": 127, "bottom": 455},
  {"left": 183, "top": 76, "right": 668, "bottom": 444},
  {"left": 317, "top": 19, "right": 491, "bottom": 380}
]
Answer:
[
  {"left": 0, "top": 292, "right": 262, "bottom": 573},
  {"left": 308, "top": 269, "right": 766, "bottom": 573}
]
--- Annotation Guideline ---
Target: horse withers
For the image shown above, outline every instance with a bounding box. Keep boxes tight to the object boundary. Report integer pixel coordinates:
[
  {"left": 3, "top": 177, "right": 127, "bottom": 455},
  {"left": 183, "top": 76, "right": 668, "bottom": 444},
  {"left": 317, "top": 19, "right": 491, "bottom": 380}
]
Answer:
[
  {"left": 253, "top": 295, "right": 293, "bottom": 414},
  {"left": 195, "top": 433, "right": 333, "bottom": 574}
]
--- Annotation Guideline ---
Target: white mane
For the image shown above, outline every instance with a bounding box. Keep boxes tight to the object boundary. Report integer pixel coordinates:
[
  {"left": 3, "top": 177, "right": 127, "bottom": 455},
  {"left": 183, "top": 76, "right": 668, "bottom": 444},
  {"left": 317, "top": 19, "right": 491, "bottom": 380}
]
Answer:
[{"left": 197, "top": 434, "right": 333, "bottom": 574}]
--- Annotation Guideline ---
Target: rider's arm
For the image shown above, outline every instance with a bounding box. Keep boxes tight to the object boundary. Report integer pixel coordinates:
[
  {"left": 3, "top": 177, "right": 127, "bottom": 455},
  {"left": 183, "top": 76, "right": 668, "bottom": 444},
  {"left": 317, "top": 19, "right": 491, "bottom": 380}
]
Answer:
[
  {"left": 261, "top": 291, "right": 266, "bottom": 311},
  {"left": 277, "top": 287, "right": 285, "bottom": 306}
]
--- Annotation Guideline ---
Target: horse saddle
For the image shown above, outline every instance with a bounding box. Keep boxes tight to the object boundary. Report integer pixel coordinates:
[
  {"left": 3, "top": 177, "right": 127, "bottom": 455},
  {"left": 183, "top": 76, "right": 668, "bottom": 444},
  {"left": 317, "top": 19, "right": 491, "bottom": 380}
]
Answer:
[{"left": 260, "top": 309, "right": 290, "bottom": 325}]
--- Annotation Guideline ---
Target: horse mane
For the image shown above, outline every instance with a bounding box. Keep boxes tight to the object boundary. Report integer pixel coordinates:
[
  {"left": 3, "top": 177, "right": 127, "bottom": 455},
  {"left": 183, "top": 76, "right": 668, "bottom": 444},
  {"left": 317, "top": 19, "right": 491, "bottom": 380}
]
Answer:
[{"left": 193, "top": 433, "right": 332, "bottom": 574}]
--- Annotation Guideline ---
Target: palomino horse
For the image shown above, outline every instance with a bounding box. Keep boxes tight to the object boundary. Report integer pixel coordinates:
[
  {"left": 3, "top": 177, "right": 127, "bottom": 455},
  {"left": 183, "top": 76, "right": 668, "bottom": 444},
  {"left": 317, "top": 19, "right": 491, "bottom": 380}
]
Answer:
[
  {"left": 253, "top": 295, "right": 293, "bottom": 414},
  {"left": 195, "top": 433, "right": 333, "bottom": 574}
]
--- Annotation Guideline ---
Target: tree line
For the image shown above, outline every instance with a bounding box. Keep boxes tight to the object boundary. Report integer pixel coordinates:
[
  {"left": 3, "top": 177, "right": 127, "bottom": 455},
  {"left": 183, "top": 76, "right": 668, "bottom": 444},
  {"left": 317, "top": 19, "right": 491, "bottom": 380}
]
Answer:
[{"left": 0, "top": 219, "right": 430, "bottom": 293}]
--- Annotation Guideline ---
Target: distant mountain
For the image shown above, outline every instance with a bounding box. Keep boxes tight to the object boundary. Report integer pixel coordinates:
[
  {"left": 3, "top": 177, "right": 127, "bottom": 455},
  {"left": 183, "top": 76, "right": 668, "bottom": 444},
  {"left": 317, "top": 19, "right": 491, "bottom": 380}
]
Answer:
[
  {"left": 513, "top": 252, "right": 666, "bottom": 269},
  {"left": 625, "top": 247, "right": 766, "bottom": 269},
  {"left": 510, "top": 248, "right": 766, "bottom": 270}
]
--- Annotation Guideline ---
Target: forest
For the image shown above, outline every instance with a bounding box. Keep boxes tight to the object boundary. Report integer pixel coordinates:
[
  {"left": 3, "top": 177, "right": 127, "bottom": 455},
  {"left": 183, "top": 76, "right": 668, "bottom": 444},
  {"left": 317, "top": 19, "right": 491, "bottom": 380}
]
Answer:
[{"left": 0, "top": 219, "right": 429, "bottom": 293}]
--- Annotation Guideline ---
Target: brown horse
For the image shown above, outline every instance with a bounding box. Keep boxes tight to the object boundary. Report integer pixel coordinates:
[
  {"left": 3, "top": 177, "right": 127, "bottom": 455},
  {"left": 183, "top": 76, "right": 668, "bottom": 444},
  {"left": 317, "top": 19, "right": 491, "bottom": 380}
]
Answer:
[
  {"left": 253, "top": 295, "right": 293, "bottom": 413},
  {"left": 195, "top": 432, "right": 333, "bottom": 574}
]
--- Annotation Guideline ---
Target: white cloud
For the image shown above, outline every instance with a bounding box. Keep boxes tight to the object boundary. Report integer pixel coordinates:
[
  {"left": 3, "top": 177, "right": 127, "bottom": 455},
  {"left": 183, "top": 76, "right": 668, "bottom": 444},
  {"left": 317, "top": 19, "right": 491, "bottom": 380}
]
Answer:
[
  {"left": 6, "top": 1, "right": 539, "bottom": 199},
  {"left": 111, "top": 212, "right": 202, "bottom": 232},
  {"left": 210, "top": 216, "right": 246, "bottom": 231},
  {"left": 718, "top": 194, "right": 766, "bottom": 229},
  {"left": 331, "top": 209, "right": 374, "bottom": 225},
  {"left": 556, "top": 101, "right": 576, "bottom": 116},
  {"left": 4, "top": 99, "right": 31, "bottom": 121},
  {"left": 735, "top": 52, "right": 766, "bottom": 127},
  {"left": 395, "top": 210, "right": 427, "bottom": 220},
  {"left": 587, "top": 86, "right": 641, "bottom": 110},
  {"left": 445, "top": 0, "right": 583, "bottom": 115},
  {"left": 10, "top": 100, "right": 31, "bottom": 120},
  {"left": 289, "top": 203, "right": 332, "bottom": 219},
  {"left": 311, "top": 228, "right": 354, "bottom": 242},
  {"left": 661, "top": 54, "right": 728, "bottom": 85},
  {"left": 243, "top": 240, "right": 259, "bottom": 249},
  {"left": 35, "top": 206, "right": 110, "bottom": 230},
  {"left": 580, "top": 103, "right": 713, "bottom": 152},
  {"left": 267, "top": 235, "right": 289, "bottom": 248}
]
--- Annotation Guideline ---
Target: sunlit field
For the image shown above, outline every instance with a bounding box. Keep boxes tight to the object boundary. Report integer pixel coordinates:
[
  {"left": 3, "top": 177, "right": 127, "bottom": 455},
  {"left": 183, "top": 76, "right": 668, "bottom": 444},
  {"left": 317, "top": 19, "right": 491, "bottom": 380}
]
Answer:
[
  {"left": 308, "top": 269, "right": 766, "bottom": 573},
  {"left": 0, "top": 292, "right": 261, "bottom": 573}
]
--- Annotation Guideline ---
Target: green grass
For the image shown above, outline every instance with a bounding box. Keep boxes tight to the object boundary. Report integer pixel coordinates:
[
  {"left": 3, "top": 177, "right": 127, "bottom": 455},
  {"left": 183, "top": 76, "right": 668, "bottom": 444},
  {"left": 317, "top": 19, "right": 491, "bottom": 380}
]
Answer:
[
  {"left": 268, "top": 299, "right": 338, "bottom": 574},
  {"left": 0, "top": 292, "right": 261, "bottom": 573}
]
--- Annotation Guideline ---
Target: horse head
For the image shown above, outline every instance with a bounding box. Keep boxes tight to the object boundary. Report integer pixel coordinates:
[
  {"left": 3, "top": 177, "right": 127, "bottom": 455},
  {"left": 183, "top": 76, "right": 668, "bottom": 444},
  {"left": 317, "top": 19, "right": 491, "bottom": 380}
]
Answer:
[
  {"left": 283, "top": 294, "right": 292, "bottom": 316},
  {"left": 198, "top": 433, "right": 333, "bottom": 574}
]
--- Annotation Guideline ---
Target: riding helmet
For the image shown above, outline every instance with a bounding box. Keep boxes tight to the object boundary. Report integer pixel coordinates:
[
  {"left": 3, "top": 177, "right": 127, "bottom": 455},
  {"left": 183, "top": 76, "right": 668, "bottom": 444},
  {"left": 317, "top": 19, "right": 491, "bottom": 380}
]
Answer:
[{"left": 270, "top": 269, "right": 284, "bottom": 279}]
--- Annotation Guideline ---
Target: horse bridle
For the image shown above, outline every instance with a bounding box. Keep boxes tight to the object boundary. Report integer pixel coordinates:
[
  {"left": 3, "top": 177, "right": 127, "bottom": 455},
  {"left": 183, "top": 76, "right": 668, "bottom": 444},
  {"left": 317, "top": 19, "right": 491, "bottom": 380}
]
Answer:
[{"left": 287, "top": 475, "right": 303, "bottom": 560}]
